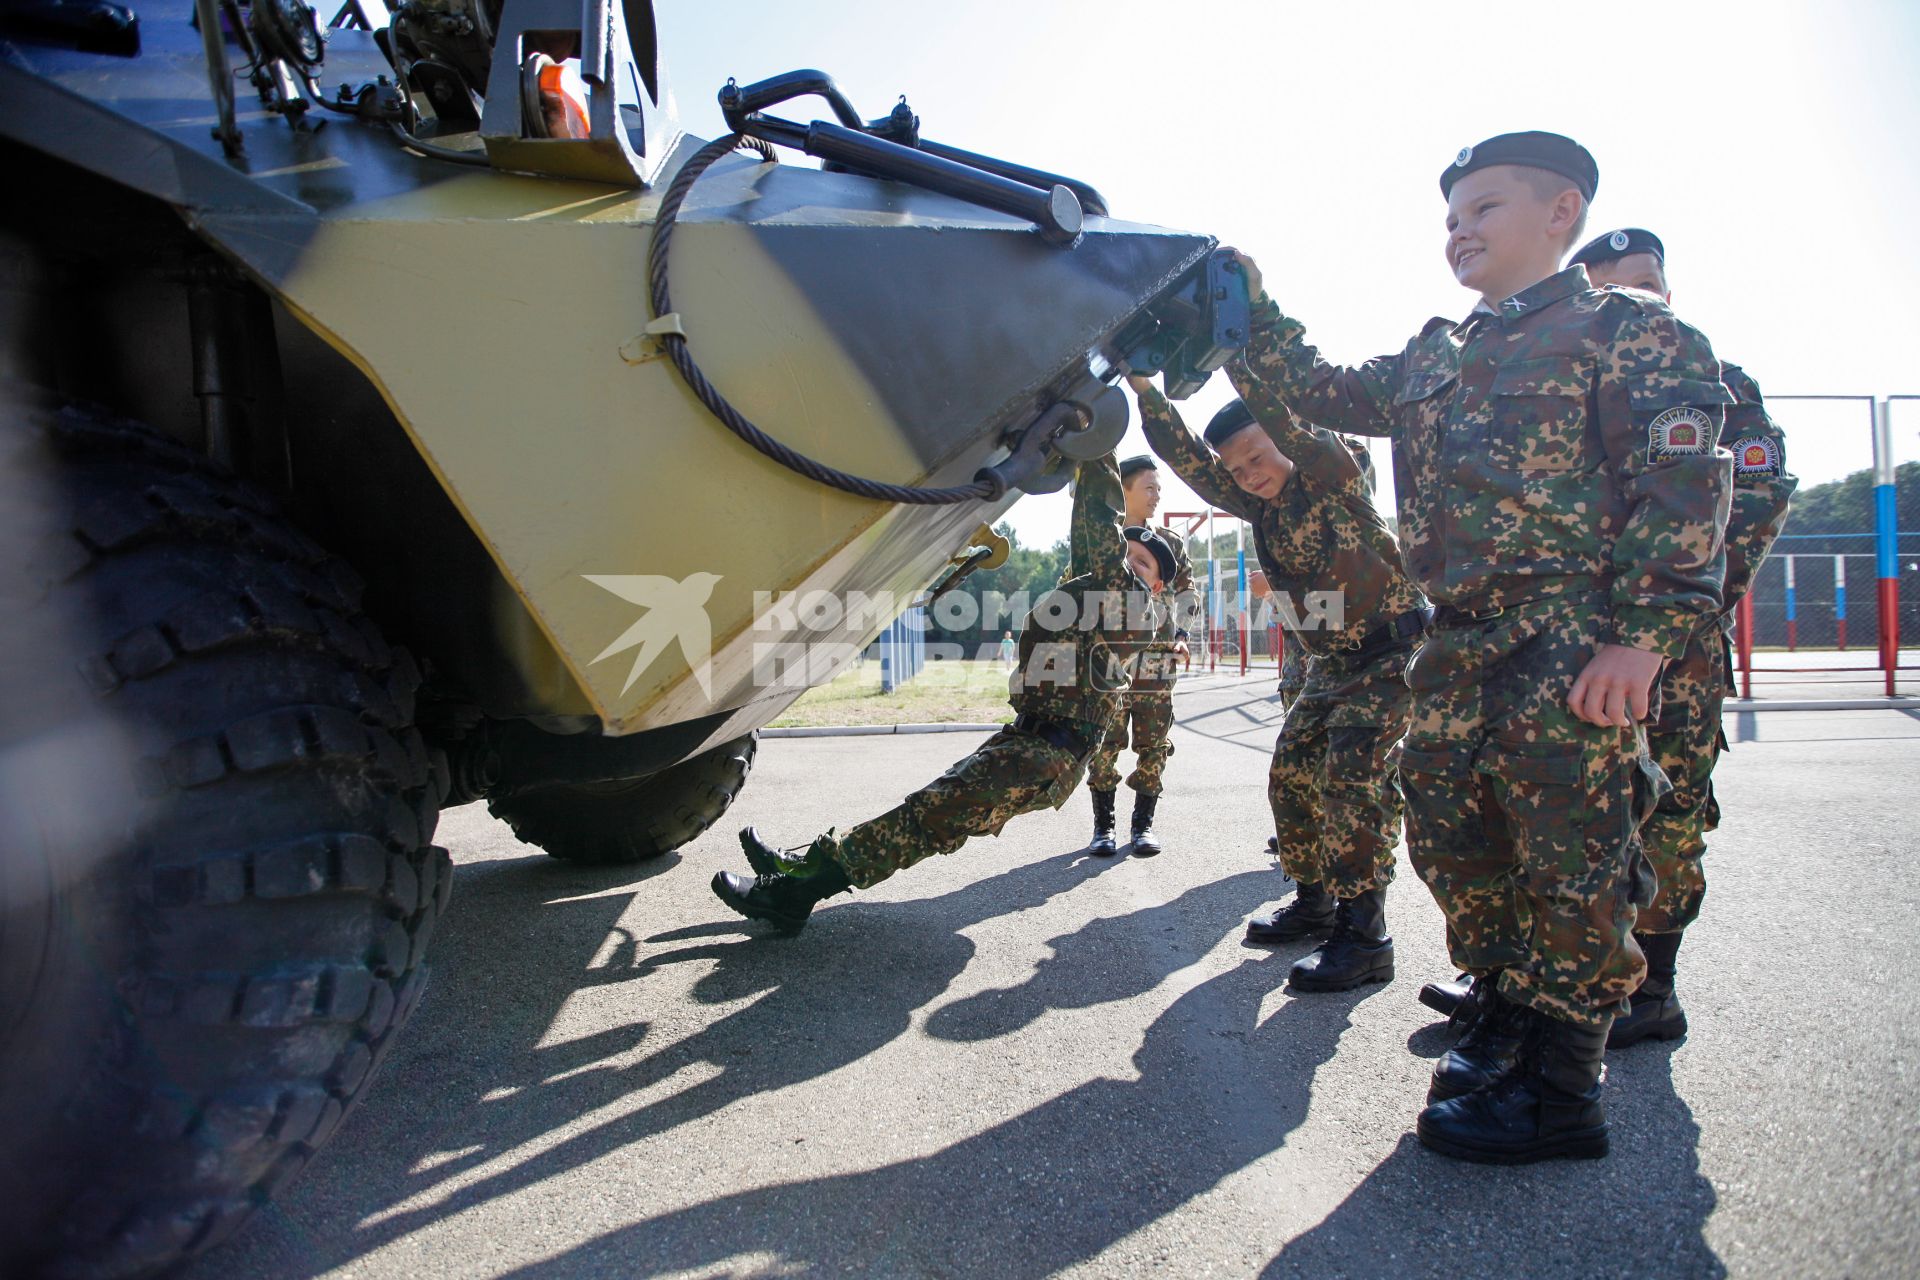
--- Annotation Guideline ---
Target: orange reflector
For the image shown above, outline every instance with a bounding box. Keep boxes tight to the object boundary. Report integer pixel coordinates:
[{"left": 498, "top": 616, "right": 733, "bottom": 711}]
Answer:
[{"left": 538, "top": 61, "right": 590, "bottom": 139}]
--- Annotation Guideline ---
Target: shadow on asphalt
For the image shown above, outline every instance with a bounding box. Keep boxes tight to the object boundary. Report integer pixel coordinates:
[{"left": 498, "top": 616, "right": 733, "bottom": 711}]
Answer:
[
  {"left": 229, "top": 841, "right": 1291, "bottom": 1276},
  {"left": 498, "top": 952, "right": 1383, "bottom": 1278},
  {"left": 199, "top": 781, "right": 1725, "bottom": 1278},
  {"left": 1261, "top": 1041, "right": 1722, "bottom": 1278}
]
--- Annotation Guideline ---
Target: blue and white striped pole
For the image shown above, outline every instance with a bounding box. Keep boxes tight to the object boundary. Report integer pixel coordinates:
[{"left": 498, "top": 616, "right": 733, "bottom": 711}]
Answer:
[
  {"left": 1874, "top": 399, "right": 1899, "bottom": 694},
  {"left": 1784, "top": 555, "right": 1798, "bottom": 651},
  {"left": 1835, "top": 555, "right": 1848, "bottom": 651},
  {"left": 1235, "top": 522, "right": 1249, "bottom": 676}
]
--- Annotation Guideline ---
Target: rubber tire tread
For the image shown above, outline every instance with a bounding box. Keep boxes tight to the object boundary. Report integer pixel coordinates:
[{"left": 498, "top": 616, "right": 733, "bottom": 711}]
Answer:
[
  {"left": 0, "top": 388, "right": 448, "bottom": 1280},
  {"left": 487, "top": 733, "right": 756, "bottom": 864}
]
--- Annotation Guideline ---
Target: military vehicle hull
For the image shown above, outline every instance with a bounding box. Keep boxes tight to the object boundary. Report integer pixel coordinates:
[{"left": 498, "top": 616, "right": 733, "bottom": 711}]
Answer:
[{"left": 0, "top": 4, "right": 1216, "bottom": 1274}]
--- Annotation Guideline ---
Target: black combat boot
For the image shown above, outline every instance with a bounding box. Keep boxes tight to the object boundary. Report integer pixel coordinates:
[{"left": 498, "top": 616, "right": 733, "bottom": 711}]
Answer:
[
  {"left": 1417, "top": 1010, "right": 1612, "bottom": 1164},
  {"left": 1246, "top": 879, "right": 1337, "bottom": 944},
  {"left": 1289, "top": 888, "right": 1395, "bottom": 992},
  {"left": 1088, "top": 789, "right": 1120, "bottom": 858},
  {"left": 1419, "top": 973, "right": 1475, "bottom": 1020},
  {"left": 1427, "top": 981, "right": 1530, "bottom": 1102},
  {"left": 1609, "top": 930, "right": 1689, "bottom": 1048},
  {"left": 741, "top": 826, "right": 806, "bottom": 876},
  {"left": 1129, "top": 792, "right": 1162, "bottom": 857},
  {"left": 712, "top": 834, "right": 854, "bottom": 936}
]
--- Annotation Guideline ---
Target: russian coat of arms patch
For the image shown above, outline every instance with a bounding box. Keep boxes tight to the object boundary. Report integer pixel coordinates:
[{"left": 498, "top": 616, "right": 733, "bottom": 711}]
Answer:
[{"left": 1649, "top": 406, "right": 1713, "bottom": 457}]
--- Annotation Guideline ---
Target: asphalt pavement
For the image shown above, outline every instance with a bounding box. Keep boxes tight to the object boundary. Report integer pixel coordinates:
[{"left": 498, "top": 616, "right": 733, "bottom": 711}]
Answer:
[{"left": 186, "top": 674, "right": 1920, "bottom": 1279}]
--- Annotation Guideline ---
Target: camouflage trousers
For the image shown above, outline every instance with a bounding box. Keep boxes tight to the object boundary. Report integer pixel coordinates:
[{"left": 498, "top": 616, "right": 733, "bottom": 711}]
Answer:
[
  {"left": 1396, "top": 602, "right": 1660, "bottom": 1029},
  {"left": 1269, "top": 643, "right": 1411, "bottom": 898},
  {"left": 1636, "top": 630, "right": 1729, "bottom": 934},
  {"left": 824, "top": 725, "right": 1087, "bottom": 890},
  {"left": 1276, "top": 640, "right": 1308, "bottom": 713},
  {"left": 1088, "top": 686, "right": 1176, "bottom": 796}
]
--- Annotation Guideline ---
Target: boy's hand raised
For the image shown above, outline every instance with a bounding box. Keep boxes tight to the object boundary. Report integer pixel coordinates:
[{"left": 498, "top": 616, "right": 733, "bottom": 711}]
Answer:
[
  {"left": 1567, "top": 644, "right": 1665, "bottom": 728},
  {"left": 1230, "top": 249, "right": 1264, "bottom": 298}
]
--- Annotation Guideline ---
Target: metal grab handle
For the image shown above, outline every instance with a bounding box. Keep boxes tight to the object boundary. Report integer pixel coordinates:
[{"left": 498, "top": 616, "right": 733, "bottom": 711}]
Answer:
[
  {"left": 916, "top": 138, "right": 1108, "bottom": 218},
  {"left": 718, "top": 69, "right": 1093, "bottom": 247},
  {"left": 740, "top": 115, "right": 1083, "bottom": 247},
  {"left": 720, "top": 68, "right": 864, "bottom": 130}
]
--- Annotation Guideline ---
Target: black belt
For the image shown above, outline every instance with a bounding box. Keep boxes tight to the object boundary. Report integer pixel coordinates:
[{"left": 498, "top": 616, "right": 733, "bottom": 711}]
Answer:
[
  {"left": 1347, "top": 606, "right": 1434, "bottom": 658},
  {"left": 1011, "top": 713, "right": 1101, "bottom": 757},
  {"left": 1431, "top": 587, "right": 1612, "bottom": 629}
]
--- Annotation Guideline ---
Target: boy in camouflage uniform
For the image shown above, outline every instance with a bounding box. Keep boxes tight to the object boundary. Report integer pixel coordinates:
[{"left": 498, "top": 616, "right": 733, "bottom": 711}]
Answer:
[
  {"left": 1423, "top": 230, "right": 1798, "bottom": 1048},
  {"left": 711, "top": 455, "right": 1172, "bottom": 934},
  {"left": 1573, "top": 229, "right": 1794, "bottom": 1045},
  {"left": 1129, "top": 373, "right": 1428, "bottom": 995},
  {"left": 1235, "top": 132, "right": 1734, "bottom": 1163},
  {"left": 1087, "top": 456, "right": 1195, "bottom": 858}
]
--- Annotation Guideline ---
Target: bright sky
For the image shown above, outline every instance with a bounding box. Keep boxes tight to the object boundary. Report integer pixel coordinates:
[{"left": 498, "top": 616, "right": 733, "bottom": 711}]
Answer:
[{"left": 656, "top": 0, "right": 1920, "bottom": 548}]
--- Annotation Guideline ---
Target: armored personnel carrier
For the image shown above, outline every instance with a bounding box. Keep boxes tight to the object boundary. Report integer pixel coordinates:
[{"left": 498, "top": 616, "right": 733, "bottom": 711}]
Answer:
[{"left": 0, "top": 1, "right": 1240, "bottom": 1272}]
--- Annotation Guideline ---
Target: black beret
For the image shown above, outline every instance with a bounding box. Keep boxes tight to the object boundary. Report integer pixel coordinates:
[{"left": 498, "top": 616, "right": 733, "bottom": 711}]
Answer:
[
  {"left": 1202, "top": 399, "right": 1258, "bottom": 449},
  {"left": 1569, "top": 227, "right": 1665, "bottom": 270},
  {"left": 1119, "top": 454, "right": 1158, "bottom": 480},
  {"left": 1123, "top": 525, "right": 1177, "bottom": 584},
  {"left": 1440, "top": 131, "right": 1598, "bottom": 201}
]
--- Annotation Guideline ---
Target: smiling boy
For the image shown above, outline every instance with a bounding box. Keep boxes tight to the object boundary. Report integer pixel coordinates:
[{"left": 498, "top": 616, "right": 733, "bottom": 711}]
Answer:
[
  {"left": 1126, "top": 378, "right": 1427, "bottom": 995},
  {"left": 1235, "top": 132, "right": 1734, "bottom": 1163}
]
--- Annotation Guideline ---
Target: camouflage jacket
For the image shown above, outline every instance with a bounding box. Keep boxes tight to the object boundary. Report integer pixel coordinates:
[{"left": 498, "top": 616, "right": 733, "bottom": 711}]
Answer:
[
  {"left": 1242, "top": 266, "right": 1732, "bottom": 660},
  {"left": 1137, "top": 384, "right": 1427, "bottom": 659},
  {"left": 1716, "top": 361, "right": 1796, "bottom": 626},
  {"left": 1010, "top": 455, "right": 1161, "bottom": 731}
]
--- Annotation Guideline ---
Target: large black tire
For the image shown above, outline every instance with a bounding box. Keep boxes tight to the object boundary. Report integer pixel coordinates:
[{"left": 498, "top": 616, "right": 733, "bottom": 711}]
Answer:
[
  {"left": 488, "top": 733, "right": 757, "bottom": 863},
  {"left": 0, "top": 389, "right": 449, "bottom": 1279}
]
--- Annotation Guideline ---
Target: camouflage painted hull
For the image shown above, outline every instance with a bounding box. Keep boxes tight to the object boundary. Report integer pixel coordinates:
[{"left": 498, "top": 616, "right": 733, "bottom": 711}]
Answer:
[{"left": 0, "top": 9, "right": 1213, "bottom": 744}]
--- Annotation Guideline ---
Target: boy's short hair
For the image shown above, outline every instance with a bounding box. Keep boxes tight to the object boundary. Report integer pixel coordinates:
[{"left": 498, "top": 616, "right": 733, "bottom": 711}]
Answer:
[
  {"left": 1203, "top": 400, "right": 1258, "bottom": 450},
  {"left": 1119, "top": 455, "right": 1158, "bottom": 484},
  {"left": 1511, "top": 165, "right": 1589, "bottom": 252}
]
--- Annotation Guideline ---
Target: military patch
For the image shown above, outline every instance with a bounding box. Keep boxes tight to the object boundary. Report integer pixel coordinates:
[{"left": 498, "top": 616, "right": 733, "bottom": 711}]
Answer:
[
  {"left": 1455, "top": 146, "right": 1473, "bottom": 166},
  {"left": 1609, "top": 230, "right": 1630, "bottom": 252},
  {"left": 1732, "top": 435, "right": 1782, "bottom": 476},
  {"left": 1648, "top": 406, "right": 1713, "bottom": 456}
]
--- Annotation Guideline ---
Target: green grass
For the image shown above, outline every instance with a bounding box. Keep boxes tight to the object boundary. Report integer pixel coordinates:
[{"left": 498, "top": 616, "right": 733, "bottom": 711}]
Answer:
[{"left": 767, "top": 658, "right": 1018, "bottom": 728}]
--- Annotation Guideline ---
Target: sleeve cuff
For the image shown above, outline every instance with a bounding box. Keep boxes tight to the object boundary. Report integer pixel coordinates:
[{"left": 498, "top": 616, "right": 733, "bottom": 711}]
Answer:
[{"left": 1606, "top": 605, "right": 1698, "bottom": 661}]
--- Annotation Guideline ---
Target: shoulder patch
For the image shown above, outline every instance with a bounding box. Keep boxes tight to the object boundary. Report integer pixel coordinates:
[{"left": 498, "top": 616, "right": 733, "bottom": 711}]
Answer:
[
  {"left": 1731, "top": 435, "right": 1781, "bottom": 476},
  {"left": 1649, "top": 406, "right": 1713, "bottom": 457}
]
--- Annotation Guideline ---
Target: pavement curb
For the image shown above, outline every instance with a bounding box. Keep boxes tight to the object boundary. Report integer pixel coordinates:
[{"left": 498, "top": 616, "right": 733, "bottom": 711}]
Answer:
[
  {"left": 1725, "top": 698, "right": 1920, "bottom": 712},
  {"left": 762, "top": 722, "right": 1006, "bottom": 738}
]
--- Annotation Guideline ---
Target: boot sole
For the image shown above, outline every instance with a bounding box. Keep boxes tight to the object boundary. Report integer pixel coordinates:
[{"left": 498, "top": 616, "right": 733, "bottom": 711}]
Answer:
[
  {"left": 1418, "top": 984, "right": 1469, "bottom": 1018},
  {"left": 1087, "top": 843, "right": 1119, "bottom": 858},
  {"left": 710, "top": 874, "right": 809, "bottom": 936},
  {"left": 1129, "top": 846, "right": 1162, "bottom": 858},
  {"left": 1244, "top": 923, "right": 1335, "bottom": 945},
  {"left": 1289, "top": 963, "right": 1395, "bottom": 994},
  {"left": 1416, "top": 1118, "right": 1610, "bottom": 1164}
]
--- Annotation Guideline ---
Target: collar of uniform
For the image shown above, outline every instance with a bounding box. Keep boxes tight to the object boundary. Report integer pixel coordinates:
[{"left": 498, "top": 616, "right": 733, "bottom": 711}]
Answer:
[
  {"left": 1456, "top": 265, "right": 1590, "bottom": 333},
  {"left": 1452, "top": 302, "right": 1496, "bottom": 337}
]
